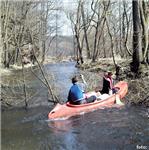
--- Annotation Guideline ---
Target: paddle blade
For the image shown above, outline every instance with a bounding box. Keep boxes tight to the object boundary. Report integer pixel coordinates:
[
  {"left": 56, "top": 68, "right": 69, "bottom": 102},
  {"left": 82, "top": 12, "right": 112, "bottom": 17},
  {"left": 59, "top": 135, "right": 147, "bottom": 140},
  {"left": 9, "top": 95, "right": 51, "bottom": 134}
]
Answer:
[{"left": 115, "top": 94, "right": 124, "bottom": 105}]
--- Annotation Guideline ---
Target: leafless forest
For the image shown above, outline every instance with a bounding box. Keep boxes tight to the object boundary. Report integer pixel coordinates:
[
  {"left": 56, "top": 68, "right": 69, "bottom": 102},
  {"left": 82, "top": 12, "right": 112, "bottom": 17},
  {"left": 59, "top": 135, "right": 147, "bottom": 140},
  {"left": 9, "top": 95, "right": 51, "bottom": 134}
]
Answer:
[
  {"left": 1, "top": 0, "right": 149, "bottom": 72},
  {"left": 1, "top": 0, "right": 149, "bottom": 74}
]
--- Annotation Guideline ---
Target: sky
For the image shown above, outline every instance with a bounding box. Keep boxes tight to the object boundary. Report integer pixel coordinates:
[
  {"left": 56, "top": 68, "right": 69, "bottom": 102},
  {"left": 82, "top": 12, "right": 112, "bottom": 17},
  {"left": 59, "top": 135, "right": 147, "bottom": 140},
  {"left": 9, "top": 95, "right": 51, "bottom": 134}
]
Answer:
[
  {"left": 60, "top": 0, "right": 77, "bottom": 36},
  {"left": 60, "top": 13, "right": 73, "bottom": 36}
]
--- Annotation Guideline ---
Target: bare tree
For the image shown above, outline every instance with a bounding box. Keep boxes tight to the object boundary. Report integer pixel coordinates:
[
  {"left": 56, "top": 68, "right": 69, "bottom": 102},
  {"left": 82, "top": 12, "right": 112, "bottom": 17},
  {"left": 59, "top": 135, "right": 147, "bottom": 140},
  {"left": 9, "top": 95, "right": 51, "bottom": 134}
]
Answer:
[
  {"left": 1, "top": 1, "right": 11, "bottom": 68},
  {"left": 1, "top": 0, "right": 59, "bottom": 67},
  {"left": 70, "top": 0, "right": 84, "bottom": 64},
  {"left": 81, "top": 1, "right": 91, "bottom": 59},
  {"left": 131, "top": 0, "right": 142, "bottom": 73},
  {"left": 91, "top": 0, "right": 110, "bottom": 62},
  {"left": 139, "top": 0, "right": 149, "bottom": 63},
  {"left": 122, "top": 0, "right": 132, "bottom": 56}
]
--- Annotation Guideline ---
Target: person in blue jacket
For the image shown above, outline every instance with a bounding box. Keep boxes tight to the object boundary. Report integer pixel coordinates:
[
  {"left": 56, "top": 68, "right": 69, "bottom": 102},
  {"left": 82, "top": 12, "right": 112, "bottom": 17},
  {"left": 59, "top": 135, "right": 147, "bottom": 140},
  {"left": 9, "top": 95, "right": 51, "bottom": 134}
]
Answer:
[{"left": 67, "top": 75, "right": 96, "bottom": 105}]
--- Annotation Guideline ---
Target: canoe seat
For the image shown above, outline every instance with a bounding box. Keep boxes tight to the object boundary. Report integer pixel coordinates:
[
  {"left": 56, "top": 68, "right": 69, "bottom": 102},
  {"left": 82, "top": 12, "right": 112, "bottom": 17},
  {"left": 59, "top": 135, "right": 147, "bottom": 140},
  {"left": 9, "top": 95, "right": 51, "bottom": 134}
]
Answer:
[{"left": 97, "top": 94, "right": 110, "bottom": 100}]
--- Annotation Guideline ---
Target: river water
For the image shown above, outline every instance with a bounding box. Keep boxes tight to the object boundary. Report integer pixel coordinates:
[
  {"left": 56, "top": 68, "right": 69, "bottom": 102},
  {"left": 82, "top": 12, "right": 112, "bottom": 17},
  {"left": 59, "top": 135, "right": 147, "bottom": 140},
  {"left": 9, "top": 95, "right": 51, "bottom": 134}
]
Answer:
[{"left": 1, "top": 62, "right": 149, "bottom": 150}]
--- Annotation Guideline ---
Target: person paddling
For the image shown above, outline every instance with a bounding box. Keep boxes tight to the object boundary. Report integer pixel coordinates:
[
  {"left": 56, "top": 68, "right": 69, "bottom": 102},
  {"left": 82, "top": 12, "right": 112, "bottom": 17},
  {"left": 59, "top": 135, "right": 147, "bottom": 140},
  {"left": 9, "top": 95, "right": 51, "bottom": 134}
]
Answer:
[
  {"left": 100, "top": 71, "right": 118, "bottom": 95},
  {"left": 67, "top": 75, "right": 96, "bottom": 105}
]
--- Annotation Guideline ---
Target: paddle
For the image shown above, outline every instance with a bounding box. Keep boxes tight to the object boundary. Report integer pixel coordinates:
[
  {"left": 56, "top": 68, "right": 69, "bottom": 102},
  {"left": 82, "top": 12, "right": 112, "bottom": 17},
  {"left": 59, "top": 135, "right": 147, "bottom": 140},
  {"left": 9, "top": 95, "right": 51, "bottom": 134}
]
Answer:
[
  {"left": 115, "top": 94, "right": 124, "bottom": 105},
  {"left": 80, "top": 74, "right": 87, "bottom": 85}
]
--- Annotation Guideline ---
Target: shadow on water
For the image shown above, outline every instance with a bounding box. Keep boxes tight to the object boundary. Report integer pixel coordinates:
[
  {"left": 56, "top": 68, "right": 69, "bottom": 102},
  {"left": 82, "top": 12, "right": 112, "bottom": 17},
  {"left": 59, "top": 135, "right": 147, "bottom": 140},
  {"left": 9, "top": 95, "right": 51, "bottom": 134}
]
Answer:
[{"left": 1, "top": 62, "right": 149, "bottom": 150}]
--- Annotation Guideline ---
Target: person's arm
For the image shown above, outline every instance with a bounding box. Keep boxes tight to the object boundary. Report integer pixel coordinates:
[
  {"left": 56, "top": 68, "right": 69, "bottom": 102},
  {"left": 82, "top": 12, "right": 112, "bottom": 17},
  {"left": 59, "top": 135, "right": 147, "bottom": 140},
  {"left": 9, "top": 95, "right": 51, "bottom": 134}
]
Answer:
[
  {"left": 80, "top": 74, "right": 87, "bottom": 86},
  {"left": 77, "top": 74, "right": 87, "bottom": 92}
]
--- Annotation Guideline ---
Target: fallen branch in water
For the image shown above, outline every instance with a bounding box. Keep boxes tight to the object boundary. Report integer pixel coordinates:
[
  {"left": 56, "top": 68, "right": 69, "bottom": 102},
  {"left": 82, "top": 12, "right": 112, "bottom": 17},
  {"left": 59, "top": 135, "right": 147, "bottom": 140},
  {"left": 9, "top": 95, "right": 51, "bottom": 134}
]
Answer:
[
  {"left": 30, "top": 68, "right": 49, "bottom": 88},
  {"left": 19, "top": 50, "right": 28, "bottom": 109},
  {"left": 31, "top": 48, "right": 60, "bottom": 104},
  {"left": 30, "top": 68, "right": 59, "bottom": 103}
]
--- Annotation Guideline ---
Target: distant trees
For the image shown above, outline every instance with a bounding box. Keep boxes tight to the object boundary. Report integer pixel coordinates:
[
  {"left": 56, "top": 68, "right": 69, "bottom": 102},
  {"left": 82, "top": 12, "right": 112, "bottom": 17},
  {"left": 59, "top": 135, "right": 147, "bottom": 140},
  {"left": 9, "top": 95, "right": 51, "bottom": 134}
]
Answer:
[
  {"left": 131, "top": 0, "right": 149, "bottom": 73},
  {"left": 67, "top": 0, "right": 84, "bottom": 64},
  {"left": 66, "top": 0, "right": 133, "bottom": 64},
  {"left": 1, "top": 0, "right": 58, "bottom": 68},
  {"left": 1, "top": 0, "right": 149, "bottom": 74},
  {"left": 66, "top": 0, "right": 149, "bottom": 74},
  {"left": 91, "top": 0, "right": 110, "bottom": 62}
]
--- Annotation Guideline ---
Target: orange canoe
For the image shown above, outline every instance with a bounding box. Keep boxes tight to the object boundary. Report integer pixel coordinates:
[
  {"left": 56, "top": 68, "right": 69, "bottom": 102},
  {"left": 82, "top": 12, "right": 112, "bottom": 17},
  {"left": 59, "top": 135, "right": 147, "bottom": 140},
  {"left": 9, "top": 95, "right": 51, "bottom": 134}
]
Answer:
[{"left": 48, "top": 81, "right": 128, "bottom": 120}]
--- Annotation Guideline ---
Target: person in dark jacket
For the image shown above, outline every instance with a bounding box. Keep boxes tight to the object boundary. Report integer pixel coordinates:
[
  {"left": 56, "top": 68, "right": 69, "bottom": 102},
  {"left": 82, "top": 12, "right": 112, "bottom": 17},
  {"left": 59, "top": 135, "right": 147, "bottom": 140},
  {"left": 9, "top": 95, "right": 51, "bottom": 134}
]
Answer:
[
  {"left": 100, "top": 71, "right": 117, "bottom": 94},
  {"left": 67, "top": 75, "right": 96, "bottom": 105}
]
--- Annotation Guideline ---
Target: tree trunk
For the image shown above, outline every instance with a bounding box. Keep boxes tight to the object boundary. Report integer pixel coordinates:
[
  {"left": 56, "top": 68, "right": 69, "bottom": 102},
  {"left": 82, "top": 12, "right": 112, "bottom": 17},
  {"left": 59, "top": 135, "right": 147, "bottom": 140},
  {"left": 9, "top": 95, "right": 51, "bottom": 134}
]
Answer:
[
  {"left": 123, "top": 0, "right": 132, "bottom": 56},
  {"left": 131, "top": 0, "right": 142, "bottom": 73},
  {"left": 106, "top": 17, "right": 116, "bottom": 68},
  {"left": 41, "top": 2, "right": 46, "bottom": 63},
  {"left": 4, "top": 43, "right": 9, "bottom": 68},
  {"left": 92, "top": 0, "right": 110, "bottom": 62},
  {"left": 1, "top": 1, "right": 10, "bottom": 68},
  {"left": 75, "top": 32, "right": 83, "bottom": 64},
  {"left": 139, "top": 0, "right": 149, "bottom": 63},
  {"left": 75, "top": 0, "right": 83, "bottom": 64},
  {"left": 92, "top": 2, "right": 101, "bottom": 62},
  {"left": 81, "top": 2, "right": 91, "bottom": 59},
  {"left": 102, "top": 31, "right": 106, "bottom": 58}
]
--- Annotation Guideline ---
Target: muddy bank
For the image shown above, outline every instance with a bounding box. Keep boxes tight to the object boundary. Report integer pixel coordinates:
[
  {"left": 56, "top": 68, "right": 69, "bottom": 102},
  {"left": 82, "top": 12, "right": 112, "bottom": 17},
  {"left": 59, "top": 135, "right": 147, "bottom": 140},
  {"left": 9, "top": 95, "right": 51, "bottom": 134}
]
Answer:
[{"left": 78, "top": 58, "right": 149, "bottom": 107}]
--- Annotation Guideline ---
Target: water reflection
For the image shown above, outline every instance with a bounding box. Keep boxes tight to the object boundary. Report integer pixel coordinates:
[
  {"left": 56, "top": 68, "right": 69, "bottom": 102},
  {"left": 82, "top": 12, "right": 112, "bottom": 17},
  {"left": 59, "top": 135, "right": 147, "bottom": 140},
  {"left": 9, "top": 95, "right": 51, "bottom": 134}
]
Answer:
[
  {"left": 48, "top": 119, "right": 73, "bottom": 132},
  {"left": 47, "top": 116, "right": 88, "bottom": 150}
]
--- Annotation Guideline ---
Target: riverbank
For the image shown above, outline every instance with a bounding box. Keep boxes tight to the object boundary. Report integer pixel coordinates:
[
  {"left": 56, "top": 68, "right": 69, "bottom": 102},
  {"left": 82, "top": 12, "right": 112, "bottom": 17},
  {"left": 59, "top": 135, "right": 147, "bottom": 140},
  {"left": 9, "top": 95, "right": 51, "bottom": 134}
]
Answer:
[
  {"left": 78, "top": 58, "right": 149, "bottom": 107},
  {"left": 1, "top": 57, "right": 149, "bottom": 109}
]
